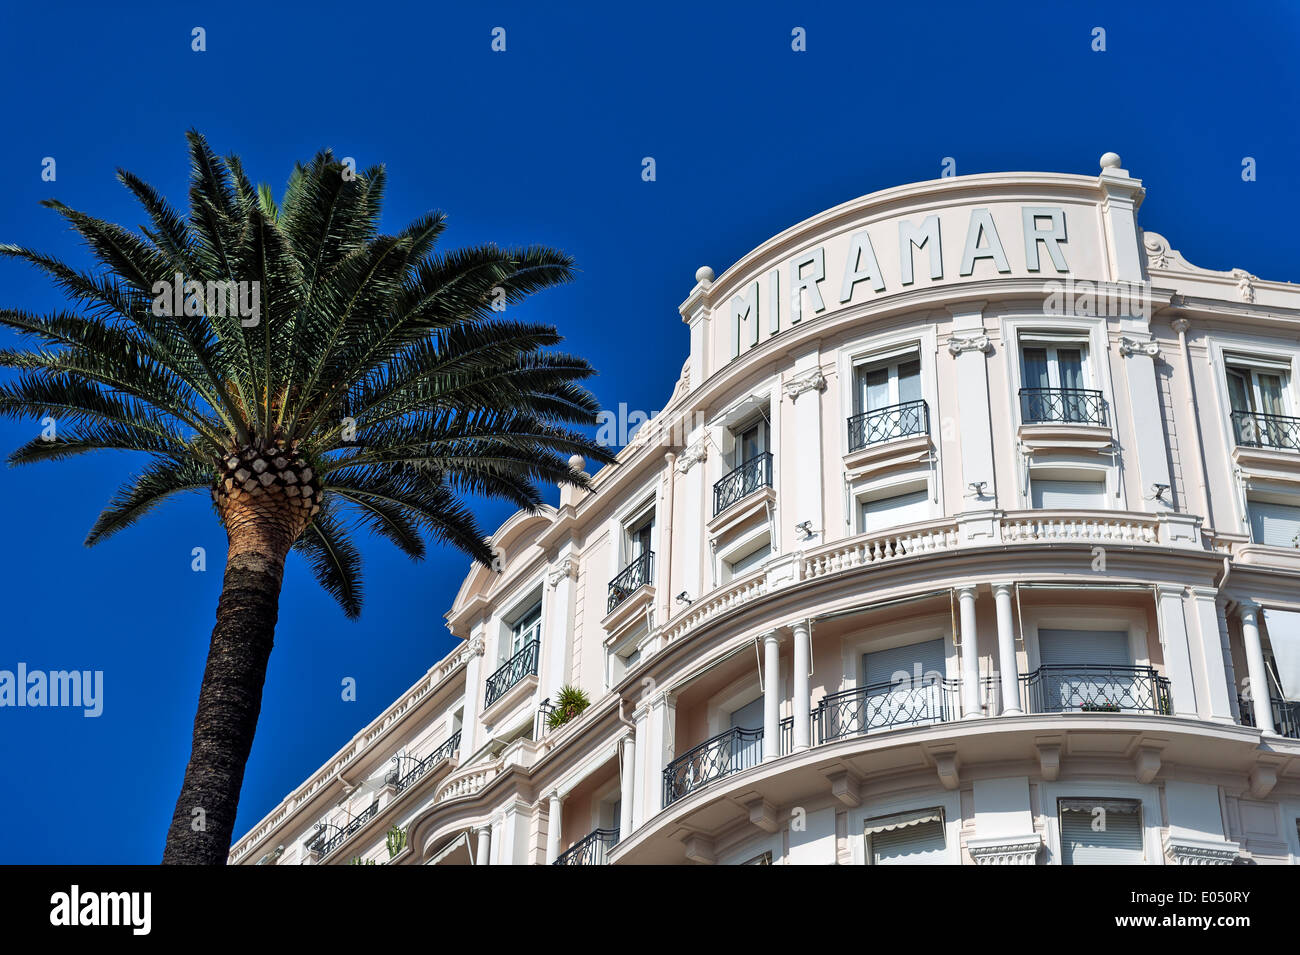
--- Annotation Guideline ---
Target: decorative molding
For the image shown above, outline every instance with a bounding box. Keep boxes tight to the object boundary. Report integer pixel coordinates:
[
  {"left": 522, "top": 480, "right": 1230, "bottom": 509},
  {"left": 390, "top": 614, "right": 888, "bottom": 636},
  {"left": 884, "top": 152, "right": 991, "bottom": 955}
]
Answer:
[
  {"left": 947, "top": 334, "right": 992, "bottom": 356},
  {"left": 783, "top": 368, "right": 826, "bottom": 401},
  {"left": 467, "top": 635, "right": 486, "bottom": 657},
  {"left": 1232, "top": 269, "right": 1257, "bottom": 303},
  {"left": 967, "top": 833, "right": 1042, "bottom": 866},
  {"left": 1163, "top": 834, "right": 1240, "bottom": 866},
  {"left": 1118, "top": 336, "right": 1161, "bottom": 359},
  {"left": 1170, "top": 318, "right": 1190, "bottom": 335},
  {"left": 546, "top": 556, "right": 578, "bottom": 588},
  {"left": 675, "top": 438, "right": 708, "bottom": 473}
]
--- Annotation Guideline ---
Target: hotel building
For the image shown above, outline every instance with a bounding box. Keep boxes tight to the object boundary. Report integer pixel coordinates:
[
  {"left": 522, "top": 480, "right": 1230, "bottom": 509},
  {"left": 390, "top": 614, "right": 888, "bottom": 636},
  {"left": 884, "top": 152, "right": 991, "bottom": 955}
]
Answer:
[{"left": 230, "top": 154, "right": 1300, "bottom": 866}]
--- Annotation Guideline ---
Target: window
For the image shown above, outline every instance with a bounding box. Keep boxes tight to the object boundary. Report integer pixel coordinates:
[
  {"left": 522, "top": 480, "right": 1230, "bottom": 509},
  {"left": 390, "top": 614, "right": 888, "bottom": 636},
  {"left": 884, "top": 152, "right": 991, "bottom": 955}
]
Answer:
[
  {"left": 860, "top": 487, "right": 929, "bottom": 533},
  {"left": 508, "top": 600, "right": 542, "bottom": 657},
  {"left": 1248, "top": 500, "right": 1300, "bottom": 548},
  {"left": 1036, "top": 629, "right": 1139, "bottom": 713},
  {"left": 733, "top": 418, "right": 769, "bottom": 469},
  {"left": 741, "top": 851, "right": 773, "bottom": 865},
  {"left": 1030, "top": 476, "right": 1107, "bottom": 509},
  {"left": 1227, "top": 357, "right": 1297, "bottom": 450},
  {"left": 848, "top": 350, "right": 927, "bottom": 450},
  {"left": 627, "top": 509, "right": 654, "bottom": 562},
  {"left": 715, "top": 418, "right": 773, "bottom": 515},
  {"left": 1019, "top": 340, "right": 1104, "bottom": 425},
  {"left": 609, "top": 505, "right": 655, "bottom": 613},
  {"left": 864, "top": 808, "right": 946, "bottom": 865},
  {"left": 1058, "top": 798, "right": 1143, "bottom": 864},
  {"left": 724, "top": 537, "right": 771, "bottom": 581}
]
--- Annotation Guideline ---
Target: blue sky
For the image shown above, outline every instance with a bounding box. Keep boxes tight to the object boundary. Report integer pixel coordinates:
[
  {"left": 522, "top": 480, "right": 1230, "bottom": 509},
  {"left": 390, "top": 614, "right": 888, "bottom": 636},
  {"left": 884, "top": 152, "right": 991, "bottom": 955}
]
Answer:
[{"left": 1, "top": 1, "right": 1297, "bottom": 863}]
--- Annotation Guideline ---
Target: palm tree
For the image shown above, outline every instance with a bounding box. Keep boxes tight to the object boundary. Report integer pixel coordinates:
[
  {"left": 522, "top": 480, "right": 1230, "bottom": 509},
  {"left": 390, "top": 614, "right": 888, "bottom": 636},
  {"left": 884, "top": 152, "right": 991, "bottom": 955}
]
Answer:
[{"left": 0, "top": 131, "right": 614, "bottom": 864}]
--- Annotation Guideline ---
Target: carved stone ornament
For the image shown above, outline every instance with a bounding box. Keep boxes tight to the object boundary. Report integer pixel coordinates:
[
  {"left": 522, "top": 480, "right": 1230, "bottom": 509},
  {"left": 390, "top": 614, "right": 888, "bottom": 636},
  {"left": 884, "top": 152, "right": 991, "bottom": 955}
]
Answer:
[
  {"left": 966, "top": 834, "right": 1043, "bottom": 865},
  {"left": 947, "top": 334, "right": 992, "bottom": 356},
  {"left": 783, "top": 368, "right": 826, "bottom": 401},
  {"left": 1118, "top": 336, "right": 1161, "bottom": 359},
  {"left": 675, "top": 438, "right": 708, "bottom": 473},
  {"left": 547, "top": 556, "right": 578, "bottom": 588}
]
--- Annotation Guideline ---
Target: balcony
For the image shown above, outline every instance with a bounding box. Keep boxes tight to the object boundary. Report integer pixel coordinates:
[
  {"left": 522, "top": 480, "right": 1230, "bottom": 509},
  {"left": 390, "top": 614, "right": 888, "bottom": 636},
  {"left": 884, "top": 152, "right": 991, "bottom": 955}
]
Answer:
[
  {"left": 484, "top": 639, "right": 540, "bottom": 709},
  {"left": 713, "top": 452, "right": 773, "bottom": 517},
  {"left": 1019, "top": 387, "right": 1107, "bottom": 426},
  {"left": 553, "top": 827, "right": 620, "bottom": 865},
  {"left": 388, "top": 731, "right": 461, "bottom": 793},
  {"left": 1238, "top": 696, "right": 1300, "bottom": 739},
  {"left": 310, "top": 801, "right": 379, "bottom": 859},
  {"left": 1018, "top": 665, "right": 1171, "bottom": 715},
  {"left": 847, "top": 399, "right": 929, "bottom": 453},
  {"left": 1232, "top": 409, "right": 1300, "bottom": 452},
  {"left": 664, "top": 726, "right": 764, "bottom": 805},
  {"left": 607, "top": 551, "right": 653, "bottom": 614},
  {"left": 818, "top": 677, "right": 961, "bottom": 743}
]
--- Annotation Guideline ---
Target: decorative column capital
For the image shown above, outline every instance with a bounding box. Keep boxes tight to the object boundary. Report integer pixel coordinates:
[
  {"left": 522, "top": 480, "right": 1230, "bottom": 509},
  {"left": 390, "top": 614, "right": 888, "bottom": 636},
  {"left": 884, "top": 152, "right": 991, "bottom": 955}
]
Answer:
[
  {"left": 1118, "top": 335, "right": 1161, "bottom": 359},
  {"left": 1170, "top": 318, "right": 1190, "bottom": 335},
  {"left": 783, "top": 368, "right": 826, "bottom": 401},
  {"left": 761, "top": 628, "right": 782, "bottom": 646},
  {"left": 546, "top": 556, "right": 578, "bottom": 588},
  {"left": 467, "top": 635, "right": 486, "bottom": 657},
  {"left": 675, "top": 437, "right": 708, "bottom": 473},
  {"left": 947, "top": 334, "right": 992, "bottom": 356},
  {"left": 1237, "top": 598, "right": 1260, "bottom": 620},
  {"left": 992, "top": 582, "right": 1015, "bottom": 598}
]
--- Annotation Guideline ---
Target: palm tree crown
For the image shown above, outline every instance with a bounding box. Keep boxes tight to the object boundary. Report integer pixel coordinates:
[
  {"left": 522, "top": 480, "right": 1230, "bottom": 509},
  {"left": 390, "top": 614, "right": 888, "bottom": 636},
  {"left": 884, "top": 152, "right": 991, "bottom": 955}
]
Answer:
[{"left": 0, "top": 131, "right": 614, "bottom": 863}]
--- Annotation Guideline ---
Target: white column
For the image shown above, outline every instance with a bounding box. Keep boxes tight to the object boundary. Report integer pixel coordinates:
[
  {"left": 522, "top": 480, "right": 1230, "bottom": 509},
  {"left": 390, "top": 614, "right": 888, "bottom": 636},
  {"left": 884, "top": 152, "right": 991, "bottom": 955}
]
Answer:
[
  {"left": 646, "top": 693, "right": 676, "bottom": 813},
  {"left": 1239, "top": 601, "right": 1275, "bottom": 735},
  {"left": 785, "top": 353, "right": 826, "bottom": 548},
  {"left": 992, "top": 584, "right": 1021, "bottom": 715},
  {"left": 947, "top": 306, "right": 996, "bottom": 510},
  {"left": 545, "top": 793, "right": 563, "bottom": 864},
  {"left": 543, "top": 554, "right": 576, "bottom": 700},
  {"left": 1156, "top": 585, "right": 1200, "bottom": 718},
  {"left": 474, "top": 826, "right": 491, "bottom": 866},
  {"left": 792, "top": 620, "right": 811, "bottom": 750},
  {"left": 1189, "top": 587, "right": 1234, "bottom": 722},
  {"left": 619, "top": 734, "right": 636, "bottom": 836},
  {"left": 460, "top": 632, "right": 487, "bottom": 756},
  {"left": 762, "top": 630, "right": 782, "bottom": 761},
  {"left": 958, "top": 587, "right": 983, "bottom": 717},
  {"left": 631, "top": 702, "right": 649, "bottom": 827}
]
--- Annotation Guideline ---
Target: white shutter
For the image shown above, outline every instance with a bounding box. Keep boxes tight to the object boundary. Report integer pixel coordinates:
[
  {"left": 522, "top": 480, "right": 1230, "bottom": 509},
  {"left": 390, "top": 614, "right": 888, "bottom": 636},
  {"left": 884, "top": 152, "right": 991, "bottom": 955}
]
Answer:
[
  {"left": 1248, "top": 501, "right": 1300, "bottom": 548},
  {"left": 1059, "top": 802, "right": 1144, "bottom": 864},
  {"left": 862, "top": 489, "right": 929, "bottom": 532},
  {"left": 728, "top": 542, "right": 771, "bottom": 577},
  {"left": 729, "top": 696, "right": 764, "bottom": 730},
  {"left": 869, "top": 819, "right": 947, "bottom": 864},
  {"left": 864, "top": 638, "right": 946, "bottom": 687},
  {"left": 1031, "top": 478, "right": 1106, "bottom": 508},
  {"left": 1262, "top": 609, "right": 1300, "bottom": 702},
  {"left": 1038, "top": 630, "right": 1130, "bottom": 667}
]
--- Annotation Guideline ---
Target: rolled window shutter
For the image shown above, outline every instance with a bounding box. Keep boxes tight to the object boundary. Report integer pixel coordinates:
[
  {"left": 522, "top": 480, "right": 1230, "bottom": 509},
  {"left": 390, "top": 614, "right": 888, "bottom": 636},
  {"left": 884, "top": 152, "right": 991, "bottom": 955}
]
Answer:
[
  {"left": 870, "top": 819, "right": 947, "bottom": 864},
  {"left": 1031, "top": 479, "right": 1106, "bottom": 508},
  {"left": 1060, "top": 803, "right": 1143, "bottom": 864},
  {"left": 1248, "top": 501, "right": 1300, "bottom": 547},
  {"left": 1038, "top": 630, "right": 1130, "bottom": 667}
]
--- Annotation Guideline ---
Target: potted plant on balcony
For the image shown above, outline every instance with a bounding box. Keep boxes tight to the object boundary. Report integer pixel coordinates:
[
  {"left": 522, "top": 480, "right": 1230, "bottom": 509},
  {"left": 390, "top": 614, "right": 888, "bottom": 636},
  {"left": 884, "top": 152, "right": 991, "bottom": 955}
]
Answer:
[
  {"left": 547, "top": 685, "right": 592, "bottom": 730},
  {"left": 386, "top": 825, "right": 407, "bottom": 859},
  {"left": 1081, "top": 699, "right": 1122, "bottom": 713}
]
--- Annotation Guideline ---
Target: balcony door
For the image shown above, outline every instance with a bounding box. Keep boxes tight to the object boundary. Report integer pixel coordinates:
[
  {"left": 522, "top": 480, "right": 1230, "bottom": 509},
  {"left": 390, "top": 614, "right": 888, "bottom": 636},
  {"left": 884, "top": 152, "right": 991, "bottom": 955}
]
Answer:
[
  {"left": 1036, "top": 629, "right": 1135, "bottom": 712},
  {"left": 1021, "top": 343, "right": 1094, "bottom": 423},
  {"left": 855, "top": 356, "right": 921, "bottom": 416},
  {"left": 735, "top": 419, "right": 768, "bottom": 469},
  {"left": 1228, "top": 361, "right": 1293, "bottom": 448},
  {"left": 854, "top": 638, "right": 946, "bottom": 733},
  {"left": 509, "top": 602, "right": 541, "bottom": 657},
  {"left": 729, "top": 696, "right": 764, "bottom": 773}
]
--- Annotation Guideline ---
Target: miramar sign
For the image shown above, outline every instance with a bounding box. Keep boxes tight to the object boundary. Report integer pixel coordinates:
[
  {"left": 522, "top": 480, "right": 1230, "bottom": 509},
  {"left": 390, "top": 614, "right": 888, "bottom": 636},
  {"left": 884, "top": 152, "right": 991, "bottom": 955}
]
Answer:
[{"left": 728, "top": 205, "right": 1073, "bottom": 358}]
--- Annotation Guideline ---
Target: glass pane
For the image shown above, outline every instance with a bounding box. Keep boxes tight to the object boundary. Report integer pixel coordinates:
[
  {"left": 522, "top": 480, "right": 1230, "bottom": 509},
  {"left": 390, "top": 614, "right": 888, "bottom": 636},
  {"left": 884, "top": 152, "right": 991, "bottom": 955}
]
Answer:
[
  {"left": 862, "top": 366, "right": 890, "bottom": 411},
  {"left": 1226, "top": 369, "right": 1253, "bottom": 413},
  {"left": 1022, "top": 348, "right": 1050, "bottom": 389},
  {"left": 1056, "top": 348, "right": 1084, "bottom": 390},
  {"left": 1257, "top": 373, "right": 1286, "bottom": 417},
  {"left": 898, "top": 359, "right": 921, "bottom": 404}
]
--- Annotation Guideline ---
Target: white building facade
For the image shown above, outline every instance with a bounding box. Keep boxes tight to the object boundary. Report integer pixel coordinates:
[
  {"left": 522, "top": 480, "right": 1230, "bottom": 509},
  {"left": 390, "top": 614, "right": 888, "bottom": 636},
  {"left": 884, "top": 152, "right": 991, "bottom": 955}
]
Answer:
[{"left": 231, "top": 155, "right": 1300, "bottom": 866}]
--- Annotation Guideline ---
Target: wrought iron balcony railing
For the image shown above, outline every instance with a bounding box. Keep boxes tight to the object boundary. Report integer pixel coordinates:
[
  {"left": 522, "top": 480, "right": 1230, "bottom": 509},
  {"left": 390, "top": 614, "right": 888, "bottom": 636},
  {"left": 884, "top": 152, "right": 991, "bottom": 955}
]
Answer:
[
  {"left": 389, "top": 730, "right": 462, "bottom": 792},
  {"left": 713, "top": 452, "right": 774, "bottom": 516},
  {"left": 1017, "top": 665, "right": 1170, "bottom": 715},
  {"left": 663, "top": 725, "right": 764, "bottom": 805},
  {"left": 1231, "top": 409, "right": 1300, "bottom": 452},
  {"left": 553, "top": 827, "right": 620, "bottom": 865},
  {"left": 817, "top": 677, "right": 960, "bottom": 744},
  {"left": 484, "top": 638, "right": 540, "bottom": 708},
  {"left": 607, "top": 551, "right": 653, "bottom": 613},
  {"left": 311, "top": 801, "right": 379, "bottom": 858},
  {"left": 1019, "top": 388, "right": 1107, "bottom": 426},
  {"left": 847, "top": 399, "right": 929, "bottom": 452},
  {"left": 1238, "top": 696, "right": 1300, "bottom": 739}
]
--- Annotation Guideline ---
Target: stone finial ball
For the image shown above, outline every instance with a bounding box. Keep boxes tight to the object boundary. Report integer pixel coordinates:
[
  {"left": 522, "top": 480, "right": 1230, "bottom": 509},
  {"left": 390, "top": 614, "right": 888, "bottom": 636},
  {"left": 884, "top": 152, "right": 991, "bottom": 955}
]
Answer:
[
  {"left": 695, "top": 265, "right": 714, "bottom": 284},
  {"left": 1100, "top": 152, "right": 1122, "bottom": 169},
  {"left": 568, "top": 454, "right": 586, "bottom": 472}
]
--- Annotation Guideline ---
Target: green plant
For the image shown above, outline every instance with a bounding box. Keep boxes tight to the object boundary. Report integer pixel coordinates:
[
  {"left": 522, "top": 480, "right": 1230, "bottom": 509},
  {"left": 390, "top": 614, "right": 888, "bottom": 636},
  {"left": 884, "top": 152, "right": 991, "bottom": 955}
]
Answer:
[
  {"left": 386, "top": 825, "right": 407, "bottom": 859},
  {"left": 547, "top": 684, "right": 591, "bottom": 729},
  {"left": 0, "top": 132, "right": 613, "bottom": 864},
  {"left": 348, "top": 856, "right": 376, "bottom": 865}
]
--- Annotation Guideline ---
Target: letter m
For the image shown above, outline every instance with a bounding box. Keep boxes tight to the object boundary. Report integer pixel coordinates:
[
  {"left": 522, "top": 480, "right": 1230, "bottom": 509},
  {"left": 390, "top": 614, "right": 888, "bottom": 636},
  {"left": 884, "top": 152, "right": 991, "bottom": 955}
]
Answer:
[{"left": 731, "top": 281, "right": 759, "bottom": 359}]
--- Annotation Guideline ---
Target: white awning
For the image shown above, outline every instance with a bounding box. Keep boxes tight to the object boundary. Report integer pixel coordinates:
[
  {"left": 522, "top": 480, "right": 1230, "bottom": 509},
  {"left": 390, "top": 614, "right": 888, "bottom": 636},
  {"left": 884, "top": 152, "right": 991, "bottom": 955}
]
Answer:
[
  {"left": 428, "top": 831, "right": 473, "bottom": 866},
  {"left": 1059, "top": 797, "right": 1141, "bottom": 814},
  {"left": 1263, "top": 608, "right": 1300, "bottom": 702},
  {"left": 863, "top": 808, "right": 943, "bottom": 835}
]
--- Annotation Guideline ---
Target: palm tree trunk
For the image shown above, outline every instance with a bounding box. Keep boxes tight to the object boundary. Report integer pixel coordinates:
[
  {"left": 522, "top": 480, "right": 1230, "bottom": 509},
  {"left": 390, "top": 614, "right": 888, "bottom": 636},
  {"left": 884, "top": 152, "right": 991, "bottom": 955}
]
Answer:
[{"left": 162, "top": 518, "right": 293, "bottom": 865}]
